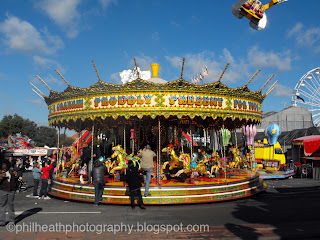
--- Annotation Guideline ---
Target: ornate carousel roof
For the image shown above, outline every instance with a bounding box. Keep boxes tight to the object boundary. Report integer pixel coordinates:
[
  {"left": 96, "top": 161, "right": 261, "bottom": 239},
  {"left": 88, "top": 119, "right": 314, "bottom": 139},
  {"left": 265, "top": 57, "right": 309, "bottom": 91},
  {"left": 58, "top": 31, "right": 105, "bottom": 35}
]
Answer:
[{"left": 31, "top": 60, "right": 277, "bottom": 130}]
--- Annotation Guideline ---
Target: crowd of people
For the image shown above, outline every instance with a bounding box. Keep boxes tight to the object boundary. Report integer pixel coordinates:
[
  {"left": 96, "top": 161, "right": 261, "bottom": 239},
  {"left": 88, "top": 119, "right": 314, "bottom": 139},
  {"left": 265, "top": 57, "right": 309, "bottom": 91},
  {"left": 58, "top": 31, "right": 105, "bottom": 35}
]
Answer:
[{"left": 0, "top": 143, "right": 158, "bottom": 225}]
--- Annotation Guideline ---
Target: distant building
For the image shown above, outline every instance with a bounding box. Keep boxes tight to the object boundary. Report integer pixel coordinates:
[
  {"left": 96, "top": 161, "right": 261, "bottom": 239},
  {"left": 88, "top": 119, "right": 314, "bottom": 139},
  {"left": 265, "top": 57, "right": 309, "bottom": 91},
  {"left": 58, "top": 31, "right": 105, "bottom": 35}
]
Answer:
[{"left": 258, "top": 106, "right": 314, "bottom": 132}]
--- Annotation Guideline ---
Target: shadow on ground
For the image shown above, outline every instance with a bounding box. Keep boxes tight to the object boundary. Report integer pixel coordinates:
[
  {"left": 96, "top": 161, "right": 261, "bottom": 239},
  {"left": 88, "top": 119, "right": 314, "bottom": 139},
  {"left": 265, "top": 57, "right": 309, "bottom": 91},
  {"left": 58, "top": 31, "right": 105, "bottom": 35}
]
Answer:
[{"left": 225, "top": 183, "right": 320, "bottom": 239}]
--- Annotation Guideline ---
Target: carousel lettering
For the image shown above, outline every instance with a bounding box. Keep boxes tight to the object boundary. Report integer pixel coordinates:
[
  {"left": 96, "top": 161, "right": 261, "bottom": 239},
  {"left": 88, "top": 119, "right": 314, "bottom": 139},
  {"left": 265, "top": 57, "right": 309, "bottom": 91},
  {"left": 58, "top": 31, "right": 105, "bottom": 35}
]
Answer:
[
  {"left": 93, "top": 95, "right": 153, "bottom": 108},
  {"left": 248, "top": 102, "right": 259, "bottom": 111},
  {"left": 55, "top": 99, "right": 83, "bottom": 112},
  {"left": 233, "top": 100, "right": 247, "bottom": 110},
  {"left": 171, "top": 95, "right": 223, "bottom": 107}
]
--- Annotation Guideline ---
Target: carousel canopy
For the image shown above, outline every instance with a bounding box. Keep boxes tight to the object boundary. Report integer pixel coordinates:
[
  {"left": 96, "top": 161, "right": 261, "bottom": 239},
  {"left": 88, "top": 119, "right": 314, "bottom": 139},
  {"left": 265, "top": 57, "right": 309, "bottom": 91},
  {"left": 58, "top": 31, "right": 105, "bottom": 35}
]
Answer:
[{"left": 32, "top": 61, "right": 275, "bottom": 131}]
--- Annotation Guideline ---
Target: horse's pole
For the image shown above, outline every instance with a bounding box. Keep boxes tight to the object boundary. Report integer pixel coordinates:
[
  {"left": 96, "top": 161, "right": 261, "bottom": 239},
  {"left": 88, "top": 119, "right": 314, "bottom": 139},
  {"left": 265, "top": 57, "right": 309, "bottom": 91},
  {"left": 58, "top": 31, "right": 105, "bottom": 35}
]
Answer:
[
  {"left": 190, "top": 119, "right": 193, "bottom": 171},
  {"left": 123, "top": 124, "right": 126, "bottom": 154},
  {"left": 158, "top": 118, "right": 161, "bottom": 186},
  {"left": 91, "top": 123, "right": 94, "bottom": 182}
]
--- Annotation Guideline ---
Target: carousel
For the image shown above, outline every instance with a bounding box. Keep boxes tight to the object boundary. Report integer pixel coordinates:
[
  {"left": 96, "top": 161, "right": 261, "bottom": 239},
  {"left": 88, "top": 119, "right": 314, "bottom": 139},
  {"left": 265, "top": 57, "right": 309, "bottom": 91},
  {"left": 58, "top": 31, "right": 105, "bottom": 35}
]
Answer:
[{"left": 31, "top": 59, "right": 276, "bottom": 205}]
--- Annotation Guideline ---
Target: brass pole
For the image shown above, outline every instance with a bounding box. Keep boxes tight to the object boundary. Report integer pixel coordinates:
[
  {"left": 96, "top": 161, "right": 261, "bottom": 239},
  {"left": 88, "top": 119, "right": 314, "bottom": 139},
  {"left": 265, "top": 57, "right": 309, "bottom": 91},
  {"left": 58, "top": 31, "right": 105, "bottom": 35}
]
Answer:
[
  {"left": 158, "top": 118, "right": 161, "bottom": 186},
  {"left": 91, "top": 123, "right": 94, "bottom": 182}
]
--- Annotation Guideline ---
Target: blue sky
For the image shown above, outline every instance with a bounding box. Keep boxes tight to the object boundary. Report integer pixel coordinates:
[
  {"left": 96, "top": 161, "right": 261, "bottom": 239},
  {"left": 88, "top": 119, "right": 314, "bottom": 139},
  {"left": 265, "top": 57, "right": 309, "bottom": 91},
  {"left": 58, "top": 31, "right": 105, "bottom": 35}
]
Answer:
[{"left": 0, "top": 0, "right": 319, "bottom": 132}]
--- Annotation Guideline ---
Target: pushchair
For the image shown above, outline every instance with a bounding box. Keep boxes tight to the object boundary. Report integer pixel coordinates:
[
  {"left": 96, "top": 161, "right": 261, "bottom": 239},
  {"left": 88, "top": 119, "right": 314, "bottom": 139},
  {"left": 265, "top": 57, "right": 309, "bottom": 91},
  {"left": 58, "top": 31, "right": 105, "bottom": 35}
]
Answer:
[{"left": 17, "top": 179, "right": 28, "bottom": 193}]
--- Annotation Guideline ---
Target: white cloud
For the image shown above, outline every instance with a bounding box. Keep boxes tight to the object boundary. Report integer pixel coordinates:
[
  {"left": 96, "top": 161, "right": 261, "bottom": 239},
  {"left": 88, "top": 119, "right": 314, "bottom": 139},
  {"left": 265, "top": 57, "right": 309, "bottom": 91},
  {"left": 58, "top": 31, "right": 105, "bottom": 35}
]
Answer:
[
  {"left": 0, "top": 72, "right": 7, "bottom": 81},
  {"left": 132, "top": 55, "right": 156, "bottom": 71},
  {"left": 45, "top": 74, "right": 64, "bottom": 86},
  {"left": 33, "top": 56, "right": 64, "bottom": 72},
  {"left": 271, "top": 83, "right": 293, "bottom": 97},
  {"left": 165, "top": 50, "right": 250, "bottom": 84},
  {"left": 247, "top": 46, "right": 292, "bottom": 72},
  {"left": 26, "top": 98, "right": 47, "bottom": 108},
  {"left": 98, "top": 0, "right": 118, "bottom": 10},
  {"left": 191, "top": 16, "right": 200, "bottom": 23},
  {"left": 152, "top": 32, "right": 160, "bottom": 40},
  {"left": 288, "top": 22, "right": 320, "bottom": 52},
  {"left": 170, "top": 21, "right": 181, "bottom": 28},
  {"left": 37, "top": 0, "right": 81, "bottom": 38},
  {"left": 0, "top": 16, "right": 63, "bottom": 54},
  {"left": 110, "top": 72, "right": 122, "bottom": 84},
  {"left": 165, "top": 56, "right": 182, "bottom": 68}
]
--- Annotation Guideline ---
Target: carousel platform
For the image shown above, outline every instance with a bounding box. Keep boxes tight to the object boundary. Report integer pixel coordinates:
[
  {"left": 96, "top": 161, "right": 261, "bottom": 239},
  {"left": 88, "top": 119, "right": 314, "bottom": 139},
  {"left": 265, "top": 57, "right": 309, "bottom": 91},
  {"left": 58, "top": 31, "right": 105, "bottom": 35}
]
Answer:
[
  {"left": 258, "top": 169, "right": 295, "bottom": 179},
  {"left": 49, "top": 170, "right": 266, "bottom": 205}
]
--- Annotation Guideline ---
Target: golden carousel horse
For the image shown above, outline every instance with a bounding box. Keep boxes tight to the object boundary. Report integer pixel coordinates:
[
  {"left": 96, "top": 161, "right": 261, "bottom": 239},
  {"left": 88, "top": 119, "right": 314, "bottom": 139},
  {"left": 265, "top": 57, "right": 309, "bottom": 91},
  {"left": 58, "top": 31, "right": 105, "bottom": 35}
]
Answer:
[
  {"left": 210, "top": 151, "right": 222, "bottom": 175},
  {"left": 228, "top": 148, "right": 242, "bottom": 169},
  {"left": 242, "top": 146, "right": 253, "bottom": 169},
  {"left": 109, "top": 145, "right": 140, "bottom": 174},
  {"left": 194, "top": 153, "right": 214, "bottom": 178},
  {"left": 161, "top": 146, "right": 191, "bottom": 177}
]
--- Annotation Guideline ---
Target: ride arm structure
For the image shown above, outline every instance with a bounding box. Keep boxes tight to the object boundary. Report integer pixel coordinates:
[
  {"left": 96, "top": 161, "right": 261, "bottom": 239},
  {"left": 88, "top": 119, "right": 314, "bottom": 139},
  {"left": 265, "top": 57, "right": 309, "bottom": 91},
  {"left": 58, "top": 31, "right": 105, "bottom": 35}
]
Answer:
[{"left": 263, "top": 0, "right": 288, "bottom": 10}]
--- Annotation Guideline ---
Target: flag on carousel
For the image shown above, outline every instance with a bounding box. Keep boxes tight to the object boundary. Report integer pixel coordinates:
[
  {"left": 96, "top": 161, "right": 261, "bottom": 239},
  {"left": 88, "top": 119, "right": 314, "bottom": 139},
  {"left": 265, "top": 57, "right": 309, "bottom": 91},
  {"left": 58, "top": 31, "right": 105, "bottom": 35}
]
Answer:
[{"left": 204, "top": 66, "right": 208, "bottom": 76}]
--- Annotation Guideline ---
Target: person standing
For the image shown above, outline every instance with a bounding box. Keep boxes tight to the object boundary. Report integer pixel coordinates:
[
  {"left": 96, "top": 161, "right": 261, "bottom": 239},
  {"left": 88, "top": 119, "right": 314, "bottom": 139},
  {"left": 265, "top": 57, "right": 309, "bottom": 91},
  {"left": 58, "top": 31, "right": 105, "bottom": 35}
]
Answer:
[
  {"left": 14, "top": 159, "right": 23, "bottom": 193},
  {"left": 32, "top": 163, "right": 41, "bottom": 197},
  {"left": 125, "top": 160, "right": 146, "bottom": 210},
  {"left": 39, "top": 159, "right": 55, "bottom": 200},
  {"left": 0, "top": 163, "right": 17, "bottom": 226},
  {"left": 92, "top": 157, "right": 107, "bottom": 206},
  {"left": 138, "top": 145, "right": 156, "bottom": 197}
]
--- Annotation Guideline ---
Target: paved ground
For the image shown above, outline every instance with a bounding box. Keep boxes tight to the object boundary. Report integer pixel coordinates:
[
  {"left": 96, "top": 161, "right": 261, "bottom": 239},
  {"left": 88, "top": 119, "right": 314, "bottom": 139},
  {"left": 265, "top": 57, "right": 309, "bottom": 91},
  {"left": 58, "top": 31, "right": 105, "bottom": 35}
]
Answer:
[{"left": 1, "top": 172, "right": 320, "bottom": 239}]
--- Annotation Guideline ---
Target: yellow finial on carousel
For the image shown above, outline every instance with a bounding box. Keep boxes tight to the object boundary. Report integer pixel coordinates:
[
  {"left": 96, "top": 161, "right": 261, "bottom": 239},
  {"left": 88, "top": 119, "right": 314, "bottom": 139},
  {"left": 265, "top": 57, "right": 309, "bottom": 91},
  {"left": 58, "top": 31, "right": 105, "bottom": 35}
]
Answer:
[{"left": 151, "top": 63, "right": 159, "bottom": 78}]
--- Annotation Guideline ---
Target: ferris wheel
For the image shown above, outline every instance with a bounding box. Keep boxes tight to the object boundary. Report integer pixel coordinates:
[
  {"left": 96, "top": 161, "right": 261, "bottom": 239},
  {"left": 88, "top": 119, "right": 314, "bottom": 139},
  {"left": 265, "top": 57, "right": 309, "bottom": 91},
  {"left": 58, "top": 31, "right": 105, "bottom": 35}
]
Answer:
[{"left": 291, "top": 67, "right": 320, "bottom": 126}]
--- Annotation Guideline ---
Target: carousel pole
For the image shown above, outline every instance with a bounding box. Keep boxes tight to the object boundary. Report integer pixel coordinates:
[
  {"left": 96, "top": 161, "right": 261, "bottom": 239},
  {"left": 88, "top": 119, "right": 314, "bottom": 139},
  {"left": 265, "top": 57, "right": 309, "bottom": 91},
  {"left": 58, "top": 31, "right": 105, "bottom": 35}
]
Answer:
[
  {"left": 138, "top": 120, "right": 141, "bottom": 150},
  {"left": 133, "top": 120, "right": 135, "bottom": 154},
  {"left": 91, "top": 123, "right": 95, "bottom": 182},
  {"left": 158, "top": 117, "right": 161, "bottom": 186},
  {"left": 222, "top": 126, "right": 227, "bottom": 184},
  {"left": 190, "top": 119, "right": 193, "bottom": 167},
  {"left": 124, "top": 123, "right": 126, "bottom": 154},
  {"left": 57, "top": 127, "right": 60, "bottom": 175}
]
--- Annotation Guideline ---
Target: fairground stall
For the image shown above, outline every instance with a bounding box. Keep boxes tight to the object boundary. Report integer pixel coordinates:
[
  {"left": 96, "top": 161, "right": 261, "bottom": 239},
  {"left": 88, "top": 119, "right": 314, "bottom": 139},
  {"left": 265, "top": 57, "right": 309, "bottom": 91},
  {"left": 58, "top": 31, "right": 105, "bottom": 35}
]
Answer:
[{"left": 33, "top": 59, "right": 276, "bottom": 205}]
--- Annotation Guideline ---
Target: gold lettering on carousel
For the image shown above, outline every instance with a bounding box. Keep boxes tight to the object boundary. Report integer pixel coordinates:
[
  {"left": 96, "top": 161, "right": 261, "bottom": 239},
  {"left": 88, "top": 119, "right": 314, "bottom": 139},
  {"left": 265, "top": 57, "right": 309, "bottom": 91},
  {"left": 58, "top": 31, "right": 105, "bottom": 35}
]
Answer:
[
  {"left": 137, "top": 96, "right": 144, "bottom": 104},
  {"left": 127, "top": 96, "right": 136, "bottom": 105},
  {"left": 101, "top": 97, "right": 108, "bottom": 106},
  {"left": 178, "top": 96, "right": 187, "bottom": 105},
  {"left": 109, "top": 97, "right": 117, "bottom": 106},
  {"left": 144, "top": 95, "right": 152, "bottom": 104},
  {"left": 55, "top": 99, "right": 83, "bottom": 112},
  {"left": 118, "top": 96, "right": 126, "bottom": 105}
]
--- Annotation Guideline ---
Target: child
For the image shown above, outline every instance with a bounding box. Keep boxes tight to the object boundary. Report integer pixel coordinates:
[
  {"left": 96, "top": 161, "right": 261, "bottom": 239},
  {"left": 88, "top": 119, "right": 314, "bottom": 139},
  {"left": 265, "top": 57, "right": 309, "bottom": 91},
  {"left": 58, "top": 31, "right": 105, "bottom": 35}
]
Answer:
[
  {"left": 32, "top": 162, "right": 41, "bottom": 197},
  {"left": 125, "top": 160, "right": 146, "bottom": 210}
]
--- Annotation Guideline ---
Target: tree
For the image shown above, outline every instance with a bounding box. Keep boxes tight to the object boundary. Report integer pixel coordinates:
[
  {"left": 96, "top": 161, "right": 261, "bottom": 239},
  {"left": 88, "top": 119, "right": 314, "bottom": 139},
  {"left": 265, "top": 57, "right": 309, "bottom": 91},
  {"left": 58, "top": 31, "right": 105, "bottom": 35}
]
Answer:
[
  {"left": 0, "top": 114, "right": 37, "bottom": 139},
  {"left": 32, "top": 126, "right": 58, "bottom": 147},
  {"left": 0, "top": 114, "right": 58, "bottom": 147}
]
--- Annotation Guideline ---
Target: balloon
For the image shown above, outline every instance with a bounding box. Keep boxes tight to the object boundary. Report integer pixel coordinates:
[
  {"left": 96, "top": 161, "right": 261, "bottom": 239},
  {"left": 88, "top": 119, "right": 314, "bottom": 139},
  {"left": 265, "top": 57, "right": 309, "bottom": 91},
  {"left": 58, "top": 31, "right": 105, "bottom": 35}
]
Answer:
[
  {"left": 265, "top": 124, "right": 281, "bottom": 145},
  {"left": 220, "top": 128, "right": 231, "bottom": 146},
  {"left": 242, "top": 125, "right": 257, "bottom": 145}
]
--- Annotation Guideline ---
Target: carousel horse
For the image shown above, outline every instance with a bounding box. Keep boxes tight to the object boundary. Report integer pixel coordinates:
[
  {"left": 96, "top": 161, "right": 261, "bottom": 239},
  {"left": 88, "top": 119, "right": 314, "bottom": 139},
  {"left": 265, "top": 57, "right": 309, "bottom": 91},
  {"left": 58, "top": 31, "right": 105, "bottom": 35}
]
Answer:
[
  {"left": 210, "top": 151, "right": 222, "bottom": 175},
  {"left": 109, "top": 145, "right": 140, "bottom": 174},
  {"left": 161, "top": 146, "right": 191, "bottom": 177},
  {"left": 242, "top": 146, "right": 253, "bottom": 169},
  {"left": 194, "top": 153, "right": 214, "bottom": 178}
]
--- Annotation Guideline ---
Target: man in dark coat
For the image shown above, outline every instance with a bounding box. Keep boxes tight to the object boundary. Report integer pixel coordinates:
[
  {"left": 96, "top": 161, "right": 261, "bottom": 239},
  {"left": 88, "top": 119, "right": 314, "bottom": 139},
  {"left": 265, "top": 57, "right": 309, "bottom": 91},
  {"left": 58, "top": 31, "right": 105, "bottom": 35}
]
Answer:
[
  {"left": 125, "top": 160, "right": 146, "bottom": 210},
  {"left": 0, "top": 163, "right": 17, "bottom": 225},
  {"left": 92, "top": 157, "right": 107, "bottom": 206}
]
